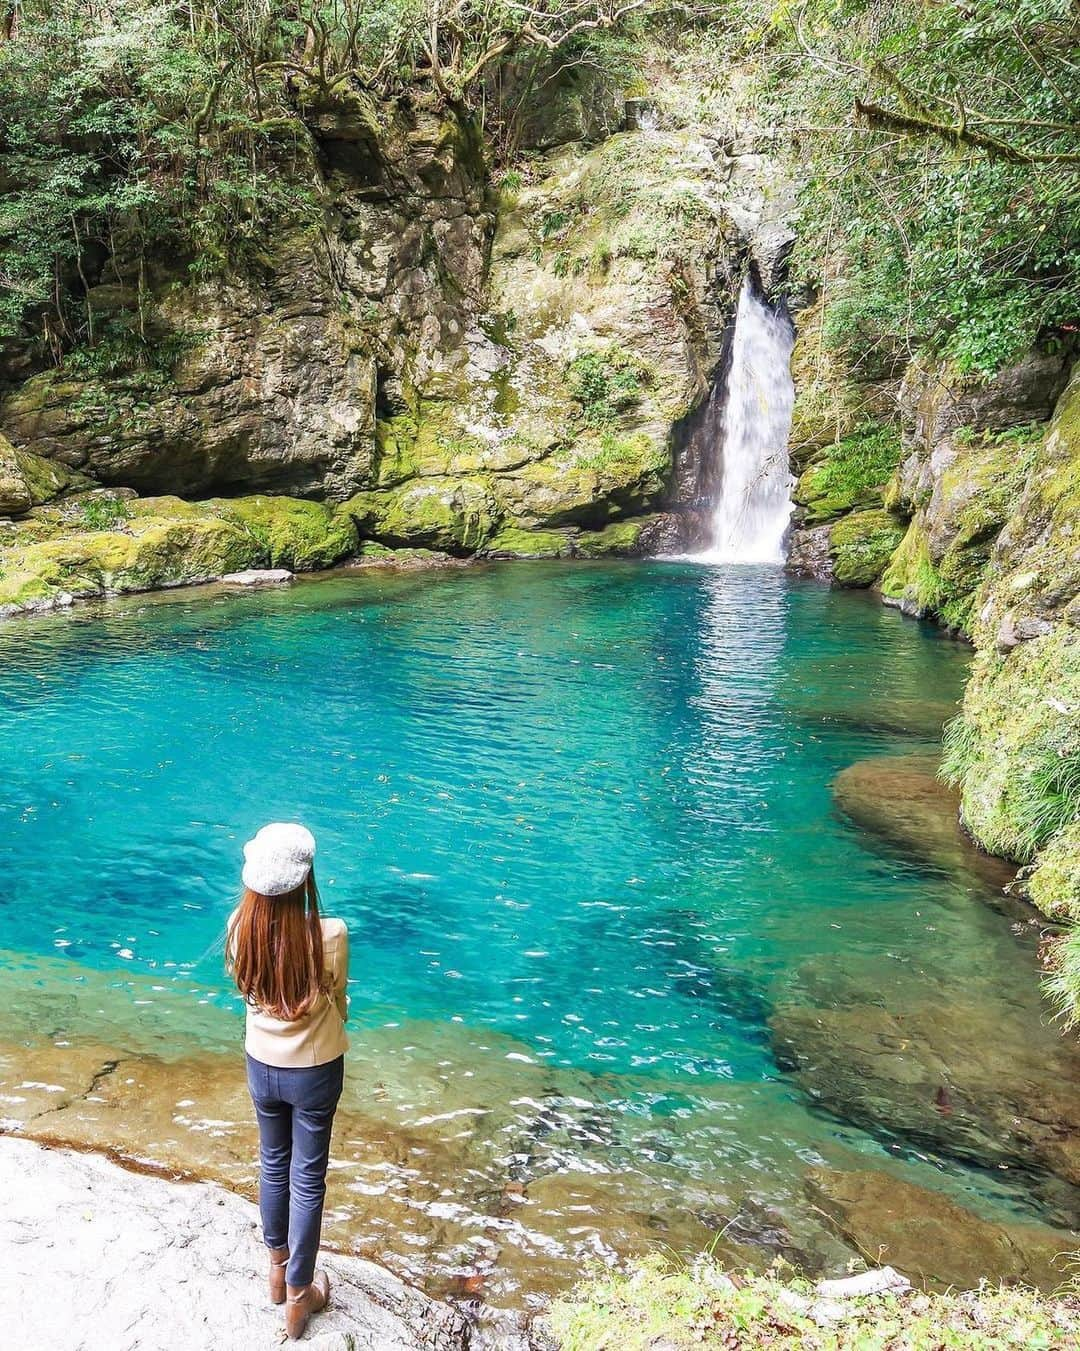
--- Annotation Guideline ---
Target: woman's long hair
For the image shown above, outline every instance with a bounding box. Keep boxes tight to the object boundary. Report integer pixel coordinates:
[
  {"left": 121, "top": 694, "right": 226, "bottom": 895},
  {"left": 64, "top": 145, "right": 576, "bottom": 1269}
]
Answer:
[{"left": 227, "top": 870, "right": 328, "bottom": 1020}]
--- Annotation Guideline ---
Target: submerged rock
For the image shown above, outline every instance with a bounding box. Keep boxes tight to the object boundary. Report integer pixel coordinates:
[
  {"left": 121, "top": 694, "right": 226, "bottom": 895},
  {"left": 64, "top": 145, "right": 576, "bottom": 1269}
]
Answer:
[
  {"left": 772, "top": 994, "right": 1080, "bottom": 1190},
  {"left": 832, "top": 754, "right": 1015, "bottom": 891},
  {"left": 805, "top": 1167, "right": 1075, "bottom": 1291}
]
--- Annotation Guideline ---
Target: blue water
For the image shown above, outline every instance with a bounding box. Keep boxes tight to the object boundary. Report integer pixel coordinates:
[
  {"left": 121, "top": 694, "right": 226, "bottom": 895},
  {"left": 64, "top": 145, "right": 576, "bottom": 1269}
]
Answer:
[
  {"left": 0, "top": 564, "right": 960, "bottom": 1057},
  {"left": 0, "top": 562, "right": 1071, "bottom": 1294}
]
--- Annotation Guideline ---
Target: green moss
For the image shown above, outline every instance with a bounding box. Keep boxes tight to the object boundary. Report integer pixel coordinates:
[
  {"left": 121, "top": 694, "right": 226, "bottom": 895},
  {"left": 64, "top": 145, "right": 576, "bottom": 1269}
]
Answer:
[
  {"left": 548, "top": 1256, "right": 1080, "bottom": 1350},
  {"left": 829, "top": 508, "right": 907, "bottom": 587},
  {"left": 343, "top": 477, "right": 499, "bottom": 553},
  {"left": 880, "top": 520, "right": 944, "bottom": 615},
  {"left": 575, "top": 517, "right": 658, "bottom": 557},
  {"left": 795, "top": 421, "right": 903, "bottom": 523},
  {"left": 942, "top": 626, "right": 1080, "bottom": 864},
  {"left": 482, "top": 526, "right": 574, "bottom": 559},
  {"left": 214, "top": 495, "right": 358, "bottom": 570},
  {"left": 0, "top": 512, "right": 258, "bottom": 610},
  {"left": 572, "top": 430, "right": 667, "bottom": 474},
  {"left": 373, "top": 412, "right": 421, "bottom": 486},
  {"left": 1027, "top": 822, "right": 1080, "bottom": 923}
]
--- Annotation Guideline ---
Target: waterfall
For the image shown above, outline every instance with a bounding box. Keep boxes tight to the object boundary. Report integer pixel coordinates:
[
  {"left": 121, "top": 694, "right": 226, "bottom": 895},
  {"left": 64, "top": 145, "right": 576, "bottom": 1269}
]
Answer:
[{"left": 698, "top": 277, "right": 796, "bottom": 565}]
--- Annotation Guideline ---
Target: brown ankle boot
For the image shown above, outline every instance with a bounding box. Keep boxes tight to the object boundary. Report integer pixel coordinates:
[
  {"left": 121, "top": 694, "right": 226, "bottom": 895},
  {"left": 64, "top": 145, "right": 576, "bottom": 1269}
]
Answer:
[
  {"left": 268, "top": 1247, "right": 289, "bottom": 1305},
  {"left": 285, "top": 1270, "right": 330, "bottom": 1340}
]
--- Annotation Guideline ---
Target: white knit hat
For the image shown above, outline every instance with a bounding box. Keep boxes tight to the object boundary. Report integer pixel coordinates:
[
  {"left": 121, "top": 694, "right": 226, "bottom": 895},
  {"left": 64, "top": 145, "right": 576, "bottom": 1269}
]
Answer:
[{"left": 242, "top": 823, "right": 316, "bottom": 896}]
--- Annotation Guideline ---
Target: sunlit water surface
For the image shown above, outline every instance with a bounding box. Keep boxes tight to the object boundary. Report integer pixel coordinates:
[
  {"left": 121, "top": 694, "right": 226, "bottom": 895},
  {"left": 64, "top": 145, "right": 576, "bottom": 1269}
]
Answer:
[{"left": 0, "top": 563, "right": 1073, "bottom": 1304}]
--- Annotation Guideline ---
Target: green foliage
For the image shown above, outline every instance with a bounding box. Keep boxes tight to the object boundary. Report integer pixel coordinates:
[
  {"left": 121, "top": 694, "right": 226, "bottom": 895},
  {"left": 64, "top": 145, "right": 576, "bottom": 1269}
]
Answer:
[
  {"left": 797, "top": 421, "right": 902, "bottom": 521},
  {"left": 61, "top": 322, "right": 205, "bottom": 378},
  {"left": 0, "top": 0, "right": 665, "bottom": 359},
  {"left": 1046, "top": 933, "right": 1080, "bottom": 1029},
  {"left": 79, "top": 495, "right": 132, "bottom": 531},
  {"left": 548, "top": 1255, "right": 1080, "bottom": 1350},
  {"left": 758, "top": 0, "right": 1080, "bottom": 376},
  {"left": 0, "top": 0, "right": 321, "bottom": 353},
  {"left": 567, "top": 348, "right": 651, "bottom": 428}
]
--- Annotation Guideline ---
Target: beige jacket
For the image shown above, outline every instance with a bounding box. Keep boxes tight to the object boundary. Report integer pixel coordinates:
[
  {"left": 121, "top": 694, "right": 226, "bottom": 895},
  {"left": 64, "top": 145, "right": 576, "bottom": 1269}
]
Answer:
[{"left": 228, "top": 912, "right": 350, "bottom": 1068}]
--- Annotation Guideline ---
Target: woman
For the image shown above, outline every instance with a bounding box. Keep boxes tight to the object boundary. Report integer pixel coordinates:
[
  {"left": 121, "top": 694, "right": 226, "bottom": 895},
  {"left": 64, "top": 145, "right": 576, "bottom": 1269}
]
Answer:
[{"left": 226, "top": 822, "right": 349, "bottom": 1341}]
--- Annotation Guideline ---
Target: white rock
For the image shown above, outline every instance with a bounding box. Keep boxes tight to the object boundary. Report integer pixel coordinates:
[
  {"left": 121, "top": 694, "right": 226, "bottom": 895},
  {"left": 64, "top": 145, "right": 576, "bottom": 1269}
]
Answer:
[
  {"left": 816, "top": 1266, "right": 911, "bottom": 1299},
  {"left": 0, "top": 1135, "right": 467, "bottom": 1351},
  {"left": 221, "top": 568, "right": 295, "bottom": 587}
]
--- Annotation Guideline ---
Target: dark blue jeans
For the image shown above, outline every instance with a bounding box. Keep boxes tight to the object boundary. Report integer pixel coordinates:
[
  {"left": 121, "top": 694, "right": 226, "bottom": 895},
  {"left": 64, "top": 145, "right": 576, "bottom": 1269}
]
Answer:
[{"left": 245, "top": 1053, "right": 345, "bottom": 1287}]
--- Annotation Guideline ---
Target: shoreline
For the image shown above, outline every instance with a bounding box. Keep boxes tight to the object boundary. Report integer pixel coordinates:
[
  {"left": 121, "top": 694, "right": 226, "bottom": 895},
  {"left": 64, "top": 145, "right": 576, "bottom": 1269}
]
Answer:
[{"left": 8, "top": 1125, "right": 1080, "bottom": 1351}]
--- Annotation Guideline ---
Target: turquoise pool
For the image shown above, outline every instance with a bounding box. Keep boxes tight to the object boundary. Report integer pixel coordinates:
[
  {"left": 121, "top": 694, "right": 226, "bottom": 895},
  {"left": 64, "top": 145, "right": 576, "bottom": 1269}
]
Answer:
[{"left": 1, "top": 562, "right": 1074, "bottom": 1298}]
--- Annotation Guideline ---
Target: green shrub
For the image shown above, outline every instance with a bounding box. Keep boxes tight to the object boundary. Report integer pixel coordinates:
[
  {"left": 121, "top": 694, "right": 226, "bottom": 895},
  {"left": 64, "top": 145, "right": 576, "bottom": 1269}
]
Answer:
[
  {"left": 79, "top": 495, "right": 132, "bottom": 530},
  {"left": 548, "top": 1255, "right": 1080, "bottom": 1350},
  {"left": 566, "top": 348, "right": 652, "bottom": 428}
]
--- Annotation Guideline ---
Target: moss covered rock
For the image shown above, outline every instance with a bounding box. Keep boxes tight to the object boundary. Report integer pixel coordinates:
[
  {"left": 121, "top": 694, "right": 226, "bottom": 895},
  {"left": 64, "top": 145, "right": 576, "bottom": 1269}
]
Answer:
[
  {"left": 1026, "top": 822, "right": 1080, "bottom": 923},
  {"left": 574, "top": 517, "right": 657, "bottom": 558},
  {"left": 0, "top": 488, "right": 363, "bottom": 615},
  {"left": 939, "top": 365, "right": 1080, "bottom": 905},
  {"left": 212, "top": 495, "right": 358, "bottom": 570},
  {"left": 0, "top": 511, "right": 257, "bottom": 614},
  {"left": 942, "top": 624, "right": 1080, "bottom": 865},
  {"left": 481, "top": 526, "right": 574, "bottom": 559},
  {"left": 344, "top": 477, "right": 499, "bottom": 552},
  {"left": 829, "top": 508, "right": 907, "bottom": 588},
  {"left": 880, "top": 519, "right": 940, "bottom": 616},
  {"left": 794, "top": 421, "right": 902, "bottom": 524},
  {"left": 0, "top": 433, "right": 91, "bottom": 517}
]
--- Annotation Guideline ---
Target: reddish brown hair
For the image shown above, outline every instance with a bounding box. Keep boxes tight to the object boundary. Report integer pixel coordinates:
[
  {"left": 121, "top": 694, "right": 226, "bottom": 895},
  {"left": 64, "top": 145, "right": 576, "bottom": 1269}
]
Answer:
[{"left": 227, "top": 871, "right": 327, "bottom": 1020}]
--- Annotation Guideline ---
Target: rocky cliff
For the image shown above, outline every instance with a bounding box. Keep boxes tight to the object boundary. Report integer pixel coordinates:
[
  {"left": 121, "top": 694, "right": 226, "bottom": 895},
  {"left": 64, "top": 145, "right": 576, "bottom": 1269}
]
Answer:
[{"left": 0, "top": 65, "right": 796, "bottom": 613}]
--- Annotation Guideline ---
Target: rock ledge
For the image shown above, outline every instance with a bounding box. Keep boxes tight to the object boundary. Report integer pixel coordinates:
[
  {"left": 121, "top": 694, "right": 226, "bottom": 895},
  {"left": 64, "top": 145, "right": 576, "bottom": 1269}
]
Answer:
[{"left": 0, "top": 1135, "right": 468, "bottom": 1351}]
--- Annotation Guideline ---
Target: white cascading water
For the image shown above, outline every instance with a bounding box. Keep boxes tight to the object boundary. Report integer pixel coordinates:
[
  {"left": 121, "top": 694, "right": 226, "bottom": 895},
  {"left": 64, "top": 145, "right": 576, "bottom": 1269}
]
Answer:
[{"left": 698, "top": 277, "right": 796, "bottom": 565}]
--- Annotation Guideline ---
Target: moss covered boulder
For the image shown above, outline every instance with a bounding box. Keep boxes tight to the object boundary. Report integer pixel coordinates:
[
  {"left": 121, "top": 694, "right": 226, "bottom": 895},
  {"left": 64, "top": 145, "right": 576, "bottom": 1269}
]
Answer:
[
  {"left": 481, "top": 526, "right": 574, "bottom": 559},
  {"left": 0, "top": 433, "right": 91, "bottom": 517},
  {"left": 344, "top": 477, "right": 499, "bottom": 553},
  {"left": 1026, "top": 822, "right": 1080, "bottom": 923},
  {"left": 0, "top": 489, "right": 360, "bottom": 616},
  {"left": 211, "top": 496, "right": 358, "bottom": 570},
  {"left": 943, "top": 624, "right": 1080, "bottom": 866},
  {"left": 0, "top": 510, "right": 257, "bottom": 614},
  {"left": 574, "top": 517, "right": 658, "bottom": 558},
  {"left": 794, "top": 421, "right": 902, "bottom": 525},
  {"left": 829, "top": 508, "right": 907, "bottom": 588}
]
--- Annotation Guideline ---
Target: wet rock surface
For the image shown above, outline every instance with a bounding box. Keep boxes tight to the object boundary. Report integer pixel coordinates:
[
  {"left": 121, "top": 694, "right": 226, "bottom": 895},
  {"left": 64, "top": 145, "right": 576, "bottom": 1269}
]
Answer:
[
  {"left": 806, "top": 1168, "right": 1075, "bottom": 1291},
  {"left": 833, "top": 754, "right": 1016, "bottom": 892},
  {"left": 1, "top": 1134, "right": 470, "bottom": 1351},
  {"left": 773, "top": 992, "right": 1080, "bottom": 1196}
]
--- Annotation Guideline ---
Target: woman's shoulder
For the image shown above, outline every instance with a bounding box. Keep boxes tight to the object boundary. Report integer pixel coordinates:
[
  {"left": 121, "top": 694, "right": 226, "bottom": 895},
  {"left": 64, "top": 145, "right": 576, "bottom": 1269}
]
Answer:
[{"left": 321, "top": 916, "right": 348, "bottom": 941}]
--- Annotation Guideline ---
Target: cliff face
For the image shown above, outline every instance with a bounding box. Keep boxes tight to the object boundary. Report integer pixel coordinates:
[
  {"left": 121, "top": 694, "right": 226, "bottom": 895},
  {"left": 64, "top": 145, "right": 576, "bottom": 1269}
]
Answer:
[
  {"left": 0, "top": 67, "right": 798, "bottom": 607},
  {"left": 942, "top": 367, "right": 1080, "bottom": 928},
  {"left": 0, "top": 95, "right": 493, "bottom": 503}
]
